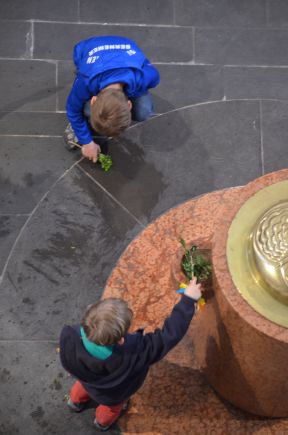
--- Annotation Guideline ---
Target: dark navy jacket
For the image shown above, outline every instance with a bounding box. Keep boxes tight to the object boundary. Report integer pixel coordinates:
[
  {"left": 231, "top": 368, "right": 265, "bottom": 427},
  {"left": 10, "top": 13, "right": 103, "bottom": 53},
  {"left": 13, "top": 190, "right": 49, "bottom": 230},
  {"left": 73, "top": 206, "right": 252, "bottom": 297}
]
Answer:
[
  {"left": 60, "top": 295, "right": 196, "bottom": 406},
  {"left": 66, "top": 36, "right": 160, "bottom": 145}
]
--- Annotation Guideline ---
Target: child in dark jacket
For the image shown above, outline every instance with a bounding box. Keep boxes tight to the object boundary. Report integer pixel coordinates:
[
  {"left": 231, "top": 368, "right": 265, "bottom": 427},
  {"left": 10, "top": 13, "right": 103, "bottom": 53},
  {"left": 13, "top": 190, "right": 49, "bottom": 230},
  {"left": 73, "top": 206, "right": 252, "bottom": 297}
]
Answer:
[
  {"left": 59, "top": 278, "right": 202, "bottom": 431},
  {"left": 65, "top": 35, "right": 160, "bottom": 163}
]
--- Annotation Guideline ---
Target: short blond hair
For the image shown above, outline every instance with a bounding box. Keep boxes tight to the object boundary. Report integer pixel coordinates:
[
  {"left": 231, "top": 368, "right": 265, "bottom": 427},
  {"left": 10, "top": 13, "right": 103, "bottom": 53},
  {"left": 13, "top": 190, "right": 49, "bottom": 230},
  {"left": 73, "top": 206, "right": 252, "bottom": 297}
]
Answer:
[
  {"left": 81, "top": 298, "right": 133, "bottom": 345},
  {"left": 90, "top": 88, "right": 131, "bottom": 137}
]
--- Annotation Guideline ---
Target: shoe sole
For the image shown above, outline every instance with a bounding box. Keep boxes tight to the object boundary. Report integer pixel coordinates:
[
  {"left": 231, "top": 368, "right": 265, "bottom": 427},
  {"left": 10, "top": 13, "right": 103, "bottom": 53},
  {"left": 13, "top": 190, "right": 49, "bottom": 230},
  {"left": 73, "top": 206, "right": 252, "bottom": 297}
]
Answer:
[{"left": 67, "top": 399, "right": 87, "bottom": 413}]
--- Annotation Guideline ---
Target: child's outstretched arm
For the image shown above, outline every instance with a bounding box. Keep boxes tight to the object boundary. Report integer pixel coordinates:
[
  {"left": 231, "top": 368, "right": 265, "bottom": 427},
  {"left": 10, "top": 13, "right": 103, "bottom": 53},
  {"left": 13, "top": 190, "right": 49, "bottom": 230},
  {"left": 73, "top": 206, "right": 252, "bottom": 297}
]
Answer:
[{"left": 140, "top": 278, "right": 202, "bottom": 365}]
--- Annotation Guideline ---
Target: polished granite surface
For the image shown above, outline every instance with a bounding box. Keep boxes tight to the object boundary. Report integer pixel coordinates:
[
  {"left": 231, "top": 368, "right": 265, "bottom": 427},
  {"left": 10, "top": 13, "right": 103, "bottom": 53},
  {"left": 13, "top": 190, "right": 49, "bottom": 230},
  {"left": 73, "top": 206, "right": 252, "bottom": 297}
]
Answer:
[
  {"left": 104, "top": 179, "right": 288, "bottom": 432},
  {"left": 1, "top": 1, "right": 288, "bottom": 433}
]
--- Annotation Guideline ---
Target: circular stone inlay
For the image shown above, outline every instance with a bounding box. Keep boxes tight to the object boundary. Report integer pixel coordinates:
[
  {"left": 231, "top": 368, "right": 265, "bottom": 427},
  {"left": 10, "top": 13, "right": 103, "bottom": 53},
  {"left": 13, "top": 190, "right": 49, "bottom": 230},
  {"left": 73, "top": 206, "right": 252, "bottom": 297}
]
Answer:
[{"left": 227, "top": 180, "right": 288, "bottom": 327}]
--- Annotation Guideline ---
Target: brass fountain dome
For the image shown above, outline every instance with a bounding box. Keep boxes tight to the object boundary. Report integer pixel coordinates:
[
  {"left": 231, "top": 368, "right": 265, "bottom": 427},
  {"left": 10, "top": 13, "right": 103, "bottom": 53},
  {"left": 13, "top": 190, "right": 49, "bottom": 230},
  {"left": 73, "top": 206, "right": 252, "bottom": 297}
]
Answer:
[{"left": 227, "top": 180, "right": 288, "bottom": 327}]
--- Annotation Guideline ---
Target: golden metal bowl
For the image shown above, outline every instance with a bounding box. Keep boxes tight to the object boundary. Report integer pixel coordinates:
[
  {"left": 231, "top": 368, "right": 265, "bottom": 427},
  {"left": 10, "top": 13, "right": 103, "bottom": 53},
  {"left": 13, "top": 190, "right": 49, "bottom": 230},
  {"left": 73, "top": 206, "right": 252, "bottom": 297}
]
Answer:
[
  {"left": 252, "top": 202, "right": 288, "bottom": 302},
  {"left": 227, "top": 180, "right": 288, "bottom": 328}
]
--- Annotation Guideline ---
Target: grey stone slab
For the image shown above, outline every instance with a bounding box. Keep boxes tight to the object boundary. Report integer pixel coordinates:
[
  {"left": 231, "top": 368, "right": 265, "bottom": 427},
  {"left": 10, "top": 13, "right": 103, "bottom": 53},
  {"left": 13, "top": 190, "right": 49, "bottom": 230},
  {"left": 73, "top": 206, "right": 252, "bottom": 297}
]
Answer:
[
  {"left": 267, "top": 0, "right": 288, "bottom": 27},
  {"left": 80, "top": 0, "right": 173, "bottom": 24},
  {"left": 0, "top": 341, "right": 120, "bottom": 435},
  {"left": 0, "top": 20, "right": 30, "bottom": 58},
  {"left": 0, "top": 60, "right": 56, "bottom": 112},
  {"left": 261, "top": 100, "right": 288, "bottom": 173},
  {"left": 79, "top": 142, "right": 167, "bottom": 226},
  {"left": 0, "top": 166, "right": 141, "bottom": 340},
  {"left": 0, "top": 136, "right": 78, "bottom": 214},
  {"left": 57, "top": 61, "right": 74, "bottom": 111},
  {"left": 154, "top": 65, "right": 223, "bottom": 113},
  {"left": 224, "top": 67, "right": 288, "bottom": 99},
  {"left": 0, "top": 112, "right": 67, "bottom": 136},
  {"left": 80, "top": 100, "right": 262, "bottom": 223},
  {"left": 34, "top": 23, "right": 193, "bottom": 62},
  {"left": 175, "top": 0, "right": 266, "bottom": 27},
  {"left": 0, "top": 0, "right": 78, "bottom": 21},
  {"left": 0, "top": 215, "right": 27, "bottom": 275},
  {"left": 196, "top": 28, "right": 288, "bottom": 66}
]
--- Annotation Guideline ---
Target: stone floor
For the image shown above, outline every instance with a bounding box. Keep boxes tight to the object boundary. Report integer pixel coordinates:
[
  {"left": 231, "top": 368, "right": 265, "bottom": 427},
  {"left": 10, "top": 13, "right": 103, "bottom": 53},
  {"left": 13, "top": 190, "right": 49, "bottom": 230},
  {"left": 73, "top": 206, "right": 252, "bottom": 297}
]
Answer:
[{"left": 1, "top": 1, "right": 288, "bottom": 434}]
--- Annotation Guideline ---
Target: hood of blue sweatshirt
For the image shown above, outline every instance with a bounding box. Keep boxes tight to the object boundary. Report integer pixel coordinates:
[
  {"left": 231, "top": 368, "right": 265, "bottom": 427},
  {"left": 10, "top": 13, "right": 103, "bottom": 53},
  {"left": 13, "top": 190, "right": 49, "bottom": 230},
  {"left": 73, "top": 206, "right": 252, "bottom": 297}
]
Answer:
[{"left": 73, "top": 36, "right": 158, "bottom": 96}]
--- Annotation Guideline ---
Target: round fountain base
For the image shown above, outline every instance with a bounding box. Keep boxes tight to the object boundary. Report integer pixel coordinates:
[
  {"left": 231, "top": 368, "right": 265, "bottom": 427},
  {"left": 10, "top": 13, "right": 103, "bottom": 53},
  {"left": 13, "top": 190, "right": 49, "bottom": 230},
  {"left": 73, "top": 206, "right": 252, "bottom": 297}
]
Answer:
[{"left": 103, "top": 169, "right": 288, "bottom": 424}]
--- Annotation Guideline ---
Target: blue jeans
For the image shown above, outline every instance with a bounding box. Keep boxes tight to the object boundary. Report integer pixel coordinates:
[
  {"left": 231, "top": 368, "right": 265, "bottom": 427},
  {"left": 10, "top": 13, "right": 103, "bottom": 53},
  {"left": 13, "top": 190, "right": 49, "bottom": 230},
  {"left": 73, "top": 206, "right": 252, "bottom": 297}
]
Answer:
[
  {"left": 84, "top": 92, "right": 154, "bottom": 124},
  {"left": 130, "top": 92, "right": 154, "bottom": 122}
]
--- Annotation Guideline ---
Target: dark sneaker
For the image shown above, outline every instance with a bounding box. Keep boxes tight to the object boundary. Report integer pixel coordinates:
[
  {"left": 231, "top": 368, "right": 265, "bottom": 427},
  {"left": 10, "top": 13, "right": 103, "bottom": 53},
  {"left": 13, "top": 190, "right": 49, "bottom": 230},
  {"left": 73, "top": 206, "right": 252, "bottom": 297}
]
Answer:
[
  {"left": 63, "top": 123, "right": 80, "bottom": 151},
  {"left": 93, "top": 400, "right": 130, "bottom": 431},
  {"left": 67, "top": 397, "right": 87, "bottom": 413},
  {"left": 64, "top": 123, "right": 109, "bottom": 153}
]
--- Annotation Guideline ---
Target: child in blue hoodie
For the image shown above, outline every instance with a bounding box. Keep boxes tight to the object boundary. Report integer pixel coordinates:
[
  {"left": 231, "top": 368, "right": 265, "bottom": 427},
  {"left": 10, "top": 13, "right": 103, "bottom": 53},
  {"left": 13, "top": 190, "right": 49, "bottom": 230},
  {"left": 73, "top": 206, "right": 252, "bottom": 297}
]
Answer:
[
  {"left": 60, "top": 278, "right": 202, "bottom": 431},
  {"left": 65, "top": 35, "right": 160, "bottom": 162}
]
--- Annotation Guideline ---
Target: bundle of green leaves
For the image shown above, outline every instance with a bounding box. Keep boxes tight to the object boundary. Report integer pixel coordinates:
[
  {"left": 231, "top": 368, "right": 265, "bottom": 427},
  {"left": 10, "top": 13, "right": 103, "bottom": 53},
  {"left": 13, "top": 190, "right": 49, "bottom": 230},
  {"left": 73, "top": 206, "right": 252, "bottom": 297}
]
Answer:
[
  {"left": 180, "top": 237, "right": 212, "bottom": 282},
  {"left": 98, "top": 153, "right": 113, "bottom": 172}
]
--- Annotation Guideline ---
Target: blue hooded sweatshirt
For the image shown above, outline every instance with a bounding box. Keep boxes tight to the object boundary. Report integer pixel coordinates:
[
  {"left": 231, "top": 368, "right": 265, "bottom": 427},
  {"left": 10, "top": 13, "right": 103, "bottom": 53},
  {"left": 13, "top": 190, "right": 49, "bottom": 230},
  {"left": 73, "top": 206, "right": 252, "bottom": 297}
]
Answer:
[{"left": 66, "top": 36, "right": 160, "bottom": 145}]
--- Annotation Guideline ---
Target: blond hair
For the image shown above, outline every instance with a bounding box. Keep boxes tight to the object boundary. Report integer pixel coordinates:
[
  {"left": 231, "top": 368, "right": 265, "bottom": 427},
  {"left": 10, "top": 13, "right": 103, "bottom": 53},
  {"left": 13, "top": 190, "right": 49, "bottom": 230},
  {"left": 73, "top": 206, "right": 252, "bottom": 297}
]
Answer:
[
  {"left": 90, "top": 88, "right": 131, "bottom": 137},
  {"left": 81, "top": 298, "right": 133, "bottom": 345}
]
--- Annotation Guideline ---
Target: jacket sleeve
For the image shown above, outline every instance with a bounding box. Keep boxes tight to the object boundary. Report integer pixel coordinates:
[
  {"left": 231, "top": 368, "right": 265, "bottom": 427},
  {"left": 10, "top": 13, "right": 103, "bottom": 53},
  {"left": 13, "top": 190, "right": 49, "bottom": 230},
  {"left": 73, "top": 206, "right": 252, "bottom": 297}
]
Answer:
[
  {"left": 126, "top": 62, "right": 160, "bottom": 98},
  {"left": 66, "top": 76, "right": 94, "bottom": 145},
  {"left": 143, "top": 62, "right": 160, "bottom": 90},
  {"left": 139, "top": 294, "right": 196, "bottom": 365}
]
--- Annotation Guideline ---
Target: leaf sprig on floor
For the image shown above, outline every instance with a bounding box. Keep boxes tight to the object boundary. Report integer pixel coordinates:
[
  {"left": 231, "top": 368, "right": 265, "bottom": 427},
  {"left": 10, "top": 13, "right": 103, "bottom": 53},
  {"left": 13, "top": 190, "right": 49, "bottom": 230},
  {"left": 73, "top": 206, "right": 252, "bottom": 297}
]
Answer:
[{"left": 98, "top": 153, "right": 113, "bottom": 172}]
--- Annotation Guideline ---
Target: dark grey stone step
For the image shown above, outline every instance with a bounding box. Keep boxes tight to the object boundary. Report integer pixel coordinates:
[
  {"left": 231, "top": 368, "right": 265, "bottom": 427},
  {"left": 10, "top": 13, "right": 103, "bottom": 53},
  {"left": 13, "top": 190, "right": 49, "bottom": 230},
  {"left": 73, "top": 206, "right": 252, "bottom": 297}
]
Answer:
[
  {"left": 224, "top": 66, "right": 288, "bottom": 100},
  {"left": 0, "top": 0, "right": 78, "bottom": 21},
  {"left": 80, "top": 0, "right": 174, "bottom": 25},
  {"left": 196, "top": 28, "right": 288, "bottom": 65},
  {"left": 0, "top": 21, "right": 31, "bottom": 58},
  {"left": 34, "top": 22, "right": 193, "bottom": 62},
  {"left": 261, "top": 100, "right": 288, "bottom": 173},
  {"left": 267, "top": 0, "right": 288, "bottom": 27},
  {"left": 0, "top": 112, "right": 67, "bottom": 136},
  {"left": 175, "top": 0, "right": 266, "bottom": 27},
  {"left": 0, "top": 60, "right": 56, "bottom": 112}
]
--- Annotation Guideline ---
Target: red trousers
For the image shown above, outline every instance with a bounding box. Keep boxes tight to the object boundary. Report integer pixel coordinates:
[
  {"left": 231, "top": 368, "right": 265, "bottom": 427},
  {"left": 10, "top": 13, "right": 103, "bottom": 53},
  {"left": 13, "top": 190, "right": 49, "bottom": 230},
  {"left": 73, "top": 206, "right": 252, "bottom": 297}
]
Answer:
[{"left": 70, "top": 380, "right": 127, "bottom": 426}]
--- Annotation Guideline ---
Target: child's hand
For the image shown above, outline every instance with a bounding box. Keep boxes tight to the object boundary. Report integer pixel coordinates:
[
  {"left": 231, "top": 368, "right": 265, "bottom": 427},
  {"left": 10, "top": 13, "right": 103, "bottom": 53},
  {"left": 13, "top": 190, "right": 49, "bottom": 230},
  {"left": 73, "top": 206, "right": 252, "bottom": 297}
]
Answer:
[
  {"left": 82, "top": 141, "right": 101, "bottom": 163},
  {"left": 184, "top": 278, "right": 202, "bottom": 301}
]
